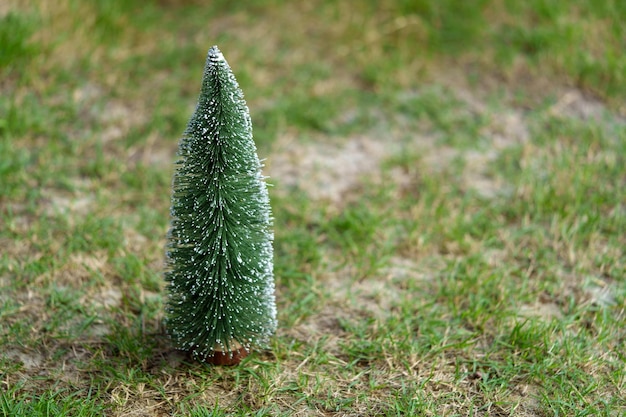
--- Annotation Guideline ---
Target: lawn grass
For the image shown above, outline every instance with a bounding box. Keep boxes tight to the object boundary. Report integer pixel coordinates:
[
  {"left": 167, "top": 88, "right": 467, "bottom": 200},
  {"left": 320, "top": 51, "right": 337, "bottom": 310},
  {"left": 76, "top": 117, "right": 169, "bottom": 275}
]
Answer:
[{"left": 1, "top": 0, "right": 625, "bottom": 416}]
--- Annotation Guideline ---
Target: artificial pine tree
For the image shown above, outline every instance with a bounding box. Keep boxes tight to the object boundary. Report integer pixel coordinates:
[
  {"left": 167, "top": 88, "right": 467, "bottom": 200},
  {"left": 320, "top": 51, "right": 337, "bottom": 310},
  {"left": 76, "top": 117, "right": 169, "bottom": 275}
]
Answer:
[{"left": 164, "top": 46, "right": 276, "bottom": 365}]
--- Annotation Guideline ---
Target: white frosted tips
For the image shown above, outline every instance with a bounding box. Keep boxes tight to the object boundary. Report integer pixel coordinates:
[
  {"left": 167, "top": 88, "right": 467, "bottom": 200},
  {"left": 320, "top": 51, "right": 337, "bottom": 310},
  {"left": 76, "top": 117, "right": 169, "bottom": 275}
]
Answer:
[{"left": 208, "top": 45, "right": 225, "bottom": 63}]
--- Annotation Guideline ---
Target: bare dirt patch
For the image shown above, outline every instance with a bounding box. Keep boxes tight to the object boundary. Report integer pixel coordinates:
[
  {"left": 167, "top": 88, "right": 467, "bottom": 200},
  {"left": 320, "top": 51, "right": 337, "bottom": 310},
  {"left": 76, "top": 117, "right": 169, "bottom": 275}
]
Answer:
[
  {"left": 267, "top": 133, "right": 395, "bottom": 205},
  {"left": 3, "top": 348, "right": 44, "bottom": 371},
  {"left": 548, "top": 88, "right": 618, "bottom": 122},
  {"left": 283, "top": 308, "right": 348, "bottom": 357},
  {"left": 319, "top": 257, "right": 436, "bottom": 325},
  {"left": 266, "top": 87, "right": 545, "bottom": 207},
  {"left": 51, "top": 251, "right": 108, "bottom": 288},
  {"left": 517, "top": 302, "right": 563, "bottom": 321}
]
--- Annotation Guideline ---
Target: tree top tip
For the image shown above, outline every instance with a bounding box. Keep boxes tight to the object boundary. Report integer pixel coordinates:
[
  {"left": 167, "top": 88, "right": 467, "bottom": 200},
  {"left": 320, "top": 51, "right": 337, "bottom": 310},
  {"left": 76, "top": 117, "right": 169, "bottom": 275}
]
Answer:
[{"left": 208, "top": 45, "right": 224, "bottom": 63}]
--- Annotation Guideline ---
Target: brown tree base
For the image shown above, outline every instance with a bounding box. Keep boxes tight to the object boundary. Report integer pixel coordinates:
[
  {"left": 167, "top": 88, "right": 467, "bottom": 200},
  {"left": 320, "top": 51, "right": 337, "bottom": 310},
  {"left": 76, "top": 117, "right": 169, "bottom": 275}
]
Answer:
[
  {"left": 205, "top": 344, "right": 249, "bottom": 366},
  {"left": 206, "top": 347, "right": 248, "bottom": 365}
]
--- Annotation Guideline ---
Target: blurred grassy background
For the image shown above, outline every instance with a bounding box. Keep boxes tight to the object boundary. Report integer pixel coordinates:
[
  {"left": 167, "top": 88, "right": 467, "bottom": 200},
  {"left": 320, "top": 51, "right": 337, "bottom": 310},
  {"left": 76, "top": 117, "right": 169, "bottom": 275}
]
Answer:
[{"left": 2, "top": 0, "right": 624, "bottom": 201}]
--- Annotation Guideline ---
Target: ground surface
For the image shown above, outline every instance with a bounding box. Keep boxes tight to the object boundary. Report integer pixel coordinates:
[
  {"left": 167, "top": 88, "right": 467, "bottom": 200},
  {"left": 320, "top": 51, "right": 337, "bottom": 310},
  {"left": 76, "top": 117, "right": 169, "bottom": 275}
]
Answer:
[{"left": 1, "top": 1, "right": 625, "bottom": 416}]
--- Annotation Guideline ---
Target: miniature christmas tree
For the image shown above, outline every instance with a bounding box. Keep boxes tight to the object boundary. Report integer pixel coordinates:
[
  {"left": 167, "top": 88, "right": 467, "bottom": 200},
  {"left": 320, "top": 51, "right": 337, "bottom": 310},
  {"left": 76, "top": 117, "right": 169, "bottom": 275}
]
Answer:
[{"left": 164, "top": 46, "right": 276, "bottom": 365}]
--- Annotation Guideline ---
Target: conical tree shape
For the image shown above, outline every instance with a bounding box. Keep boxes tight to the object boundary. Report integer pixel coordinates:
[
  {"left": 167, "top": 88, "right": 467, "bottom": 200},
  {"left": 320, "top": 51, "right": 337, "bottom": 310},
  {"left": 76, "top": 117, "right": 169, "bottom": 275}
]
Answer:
[{"left": 165, "top": 46, "right": 276, "bottom": 362}]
